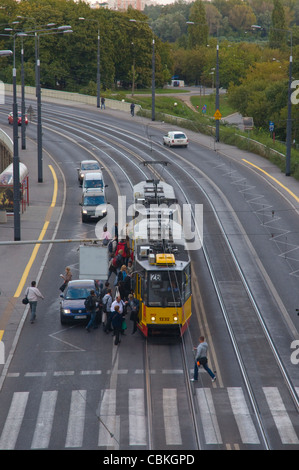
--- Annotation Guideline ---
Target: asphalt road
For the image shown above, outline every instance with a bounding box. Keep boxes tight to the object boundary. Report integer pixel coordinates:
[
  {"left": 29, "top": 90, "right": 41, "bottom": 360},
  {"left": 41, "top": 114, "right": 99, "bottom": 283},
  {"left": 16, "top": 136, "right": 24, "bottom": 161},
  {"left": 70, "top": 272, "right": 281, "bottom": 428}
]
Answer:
[{"left": 0, "top": 95, "right": 298, "bottom": 452}]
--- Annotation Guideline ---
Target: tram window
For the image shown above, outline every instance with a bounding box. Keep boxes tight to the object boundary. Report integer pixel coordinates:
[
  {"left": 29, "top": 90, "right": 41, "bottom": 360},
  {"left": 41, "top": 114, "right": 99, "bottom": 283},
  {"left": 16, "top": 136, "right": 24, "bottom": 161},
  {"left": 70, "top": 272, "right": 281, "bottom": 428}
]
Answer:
[
  {"left": 184, "top": 265, "right": 191, "bottom": 301},
  {"left": 148, "top": 271, "right": 182, "bottom": 306},
  {"left": 141, "top": 272, "right": 147, "bottom": 304}
]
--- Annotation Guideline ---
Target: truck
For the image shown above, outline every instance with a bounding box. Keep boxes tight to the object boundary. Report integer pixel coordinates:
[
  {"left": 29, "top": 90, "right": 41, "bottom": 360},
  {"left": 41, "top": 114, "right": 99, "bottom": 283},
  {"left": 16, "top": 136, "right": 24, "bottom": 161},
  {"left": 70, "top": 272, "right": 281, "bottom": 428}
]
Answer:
[{"left": 78, "top": 243, "right": 108, "bottom": 280}]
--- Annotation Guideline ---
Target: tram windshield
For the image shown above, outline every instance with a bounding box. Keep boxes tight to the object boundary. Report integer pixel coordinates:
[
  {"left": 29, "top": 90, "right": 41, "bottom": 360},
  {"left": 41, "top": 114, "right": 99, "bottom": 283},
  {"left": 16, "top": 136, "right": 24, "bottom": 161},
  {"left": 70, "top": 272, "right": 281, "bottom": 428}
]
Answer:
[{"left": 148, "top": 271, "right": 182, "bottom": 306}]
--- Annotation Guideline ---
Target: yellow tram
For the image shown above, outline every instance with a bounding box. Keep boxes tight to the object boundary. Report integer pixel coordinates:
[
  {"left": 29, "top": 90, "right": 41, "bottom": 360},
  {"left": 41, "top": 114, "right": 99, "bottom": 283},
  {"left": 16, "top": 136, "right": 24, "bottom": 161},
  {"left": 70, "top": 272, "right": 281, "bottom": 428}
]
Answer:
[{"left": 132, "top": 179, "right": 192, "bottom": 336}]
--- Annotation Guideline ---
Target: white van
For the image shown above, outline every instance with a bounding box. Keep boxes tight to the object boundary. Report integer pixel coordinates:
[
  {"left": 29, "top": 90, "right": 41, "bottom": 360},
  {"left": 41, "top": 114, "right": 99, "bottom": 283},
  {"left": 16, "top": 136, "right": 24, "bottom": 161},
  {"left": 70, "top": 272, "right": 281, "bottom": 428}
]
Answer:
[{"left": 82, "top": 172, "right": 106, "bottom": 193}]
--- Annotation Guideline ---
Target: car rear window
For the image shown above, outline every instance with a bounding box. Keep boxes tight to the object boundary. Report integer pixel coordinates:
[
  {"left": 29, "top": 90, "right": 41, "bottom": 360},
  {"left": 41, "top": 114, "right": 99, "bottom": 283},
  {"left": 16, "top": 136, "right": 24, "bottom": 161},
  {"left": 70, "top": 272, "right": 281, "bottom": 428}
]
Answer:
[
  {"left": 82, "top": 163, "right": 100, "bottom": 170},
  {"left": 174, "top": 133, "right": 186, "bottom": 139},
  {"left": 85, "top": 180, "right": 103, "bottom": 189}
]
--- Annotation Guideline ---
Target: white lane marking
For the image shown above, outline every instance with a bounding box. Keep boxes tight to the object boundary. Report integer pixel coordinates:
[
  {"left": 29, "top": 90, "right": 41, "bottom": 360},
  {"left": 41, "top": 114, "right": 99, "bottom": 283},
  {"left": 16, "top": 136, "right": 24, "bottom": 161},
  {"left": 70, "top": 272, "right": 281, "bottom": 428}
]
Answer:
[
  {"left": 163, "top": 388, "right": 182, "bottom": 445},
  {"left": 228, "top": 387, "right": 260, "bottom": 444},
  {"left": 0, "top": 391, "right": 29, "bottom": 449},
  {"left": 98, "top": 389, "right": 119, "bottom": 449},
  {"left": 31, "top": 391, "right": 58, "bottom": 449},
  {"left": 196, "top": 388, "right": 222, "bottom": 444},
  {"left": 263, "top": 387, "right": 299, "bottom": 445},
  {"left": 129, "top": 389, "right": 147, "bottom": 446},
  {"left": 65, "top": 390, "right": 87, "bottom": 448}
]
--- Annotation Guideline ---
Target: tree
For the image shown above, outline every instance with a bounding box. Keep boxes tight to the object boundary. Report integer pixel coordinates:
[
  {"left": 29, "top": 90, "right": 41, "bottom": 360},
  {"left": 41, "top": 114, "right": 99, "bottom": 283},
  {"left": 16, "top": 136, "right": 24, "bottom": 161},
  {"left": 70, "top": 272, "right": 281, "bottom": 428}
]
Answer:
[
  {"left": 228, "top": 4, "right": 256, "bottom": 33},
  {"left": 228, "top": 60, "right": 289, "bottom": 134},
  {"left": 269, "top": 0, "right": 286, "bottom": 49},
  {"left": 187, "top": 0, "right": 208, "bottom": 49}
]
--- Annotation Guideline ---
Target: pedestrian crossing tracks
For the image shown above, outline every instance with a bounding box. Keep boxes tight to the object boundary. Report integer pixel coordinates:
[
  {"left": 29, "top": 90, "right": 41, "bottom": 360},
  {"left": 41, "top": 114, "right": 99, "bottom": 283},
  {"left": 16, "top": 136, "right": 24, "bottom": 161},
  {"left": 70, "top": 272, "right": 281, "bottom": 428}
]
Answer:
[{"left": 0, "top": 375, "right": 298, "bottom": 449}]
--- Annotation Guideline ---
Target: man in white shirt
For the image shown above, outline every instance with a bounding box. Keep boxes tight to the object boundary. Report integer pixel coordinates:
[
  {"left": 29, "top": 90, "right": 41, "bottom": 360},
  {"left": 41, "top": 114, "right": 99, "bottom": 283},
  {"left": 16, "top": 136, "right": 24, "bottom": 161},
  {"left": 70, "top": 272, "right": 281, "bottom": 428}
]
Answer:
[
  {"left": 111, "top": 295, "right": 125, "bottom": 314},
  {"left": 25, "top": 281, "right": 44, "bottom": 324}
]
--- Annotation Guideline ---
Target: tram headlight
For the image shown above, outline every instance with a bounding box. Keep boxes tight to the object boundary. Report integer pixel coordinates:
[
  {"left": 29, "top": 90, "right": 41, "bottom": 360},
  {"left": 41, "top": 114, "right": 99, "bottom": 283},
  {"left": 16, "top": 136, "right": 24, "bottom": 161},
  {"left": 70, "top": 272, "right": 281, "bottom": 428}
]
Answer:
[
  {"left": 173, "top": 315, "right": 178, "bottom": 322},
  {"left": 151, "top": 315, "right": 156, "bottom": 322}
]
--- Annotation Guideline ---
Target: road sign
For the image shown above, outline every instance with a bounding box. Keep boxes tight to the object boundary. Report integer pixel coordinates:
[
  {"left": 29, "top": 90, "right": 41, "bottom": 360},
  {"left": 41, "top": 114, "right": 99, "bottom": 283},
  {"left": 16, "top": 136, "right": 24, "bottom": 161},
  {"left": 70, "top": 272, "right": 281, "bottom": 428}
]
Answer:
[
  {"left": 243, "top": 117, "right": 254, "bottom": 130},
  {"left": 269, "top": 121, "right": 274, "bottom": 132},
  {"left": 213, "top": 109, "right": 222, "bottom": 120}
]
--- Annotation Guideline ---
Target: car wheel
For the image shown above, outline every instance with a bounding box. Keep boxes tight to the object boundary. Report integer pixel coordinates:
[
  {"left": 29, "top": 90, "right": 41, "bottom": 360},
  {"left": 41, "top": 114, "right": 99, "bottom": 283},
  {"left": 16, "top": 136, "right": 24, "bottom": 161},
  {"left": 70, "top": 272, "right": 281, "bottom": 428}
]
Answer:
[{"left": 60, "top": 314, "right": 67, "bottom": 325}]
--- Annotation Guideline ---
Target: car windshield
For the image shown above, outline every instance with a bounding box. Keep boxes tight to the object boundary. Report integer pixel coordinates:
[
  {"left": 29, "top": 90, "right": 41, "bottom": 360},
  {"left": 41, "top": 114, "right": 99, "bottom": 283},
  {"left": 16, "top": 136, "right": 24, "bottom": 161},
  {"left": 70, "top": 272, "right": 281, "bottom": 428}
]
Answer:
[
  {"left": 174, "top": 133, "right": 186, "bottom": 139},
  {"left": 83, "top": 195, "right": 105, "bottom": 206},
  {"left": 81, "top": 163, "right": 100, "bottom": 171},
  {"left": 148, "top": 271, "right": 182, "bottom": 306},
  {"left": 85, "top": 180, "right": 103, "bottom": 189},
  {"left": 64, "top": 286, "right": 92, "bottom": 300}
]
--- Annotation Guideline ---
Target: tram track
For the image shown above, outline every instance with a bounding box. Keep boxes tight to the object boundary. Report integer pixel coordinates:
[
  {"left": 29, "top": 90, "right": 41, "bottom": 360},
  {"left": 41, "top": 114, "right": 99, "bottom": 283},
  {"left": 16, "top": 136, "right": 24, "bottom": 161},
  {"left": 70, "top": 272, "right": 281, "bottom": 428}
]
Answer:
[
  {"left": 34, "top": 107, "right": 299, "bottom": 448},
  {"left": 2, "top": 101, "right": 298, "bottom": 448}
]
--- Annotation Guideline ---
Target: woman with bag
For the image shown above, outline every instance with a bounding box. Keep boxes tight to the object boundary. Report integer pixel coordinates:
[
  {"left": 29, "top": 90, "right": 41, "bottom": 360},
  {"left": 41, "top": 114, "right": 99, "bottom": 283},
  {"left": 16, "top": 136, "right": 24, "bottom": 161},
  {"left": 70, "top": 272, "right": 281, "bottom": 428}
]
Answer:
[{"left": 59, "top": 267, "right": 72, "bottom": 292}]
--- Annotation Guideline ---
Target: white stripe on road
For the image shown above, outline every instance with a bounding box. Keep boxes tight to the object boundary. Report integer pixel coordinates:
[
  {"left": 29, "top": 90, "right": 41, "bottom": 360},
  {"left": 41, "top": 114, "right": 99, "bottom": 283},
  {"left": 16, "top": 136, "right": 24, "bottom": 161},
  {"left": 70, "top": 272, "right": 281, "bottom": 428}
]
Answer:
[
  {"left": 65, "top": 390, "right": 87, "bottom": 448},
  {"left": 228, "top": 387, "right": 260, "bottom": 444},
  {"left": 163, "top": 388, "right": 182, "bottom": 445},
  {"left": 196, "top": 388, "right": 222, "bottom": 444},
  {"left": 98, "top": 389, "right": 119, "bottom": 449},
  {"left": 31, "top": 390, "right": 58, "bottom": 449},
  {"left": 129, "top": 389, "right": 147, "bottom": 445},
  {"left": 263, "top": 387, "right": 299, "bottom": 445},
  {"left": 0, "top": 391, "right": 29, "bottom": 449}
]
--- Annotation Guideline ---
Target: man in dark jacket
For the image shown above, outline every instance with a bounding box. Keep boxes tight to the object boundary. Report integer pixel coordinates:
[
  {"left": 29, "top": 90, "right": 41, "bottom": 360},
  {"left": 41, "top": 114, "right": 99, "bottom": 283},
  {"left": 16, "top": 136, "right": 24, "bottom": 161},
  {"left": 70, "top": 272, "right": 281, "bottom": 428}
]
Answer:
[
  {"left": 85, "top": 290, "right": 98, "bottom": 332},
  {"left": 111, "top": 305, "right": 124, "bottom": 345},
  {"left": 127, "top": 294, "right": 139, "bottom": 334}
]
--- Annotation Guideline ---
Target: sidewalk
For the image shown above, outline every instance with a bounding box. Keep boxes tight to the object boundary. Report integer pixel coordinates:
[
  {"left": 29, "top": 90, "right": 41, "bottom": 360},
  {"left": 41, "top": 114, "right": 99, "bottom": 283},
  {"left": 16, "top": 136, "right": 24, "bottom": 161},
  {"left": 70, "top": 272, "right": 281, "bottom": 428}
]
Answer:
[{"left": 0, "top": 124, "right": 64, "bottom": 377}]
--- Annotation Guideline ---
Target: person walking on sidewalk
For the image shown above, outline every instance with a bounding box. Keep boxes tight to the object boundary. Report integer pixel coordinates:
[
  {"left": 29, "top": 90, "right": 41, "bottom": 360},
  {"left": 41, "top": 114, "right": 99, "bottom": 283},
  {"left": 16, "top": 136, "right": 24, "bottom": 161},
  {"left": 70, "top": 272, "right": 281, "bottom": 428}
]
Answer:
[
  {"left": 25, "top": 281, "right": 44, "bottom": 324},
  {"left": 191, "top": 336, "right": 216, "bottom": 383}
]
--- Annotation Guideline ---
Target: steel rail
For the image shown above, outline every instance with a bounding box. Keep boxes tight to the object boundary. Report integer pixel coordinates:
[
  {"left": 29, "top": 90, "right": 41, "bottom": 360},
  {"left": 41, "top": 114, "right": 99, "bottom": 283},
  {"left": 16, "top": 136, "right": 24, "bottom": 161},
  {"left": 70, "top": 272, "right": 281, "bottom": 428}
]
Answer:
[{"left": 37, "top": 110, "right": 291, "bottom": 445}]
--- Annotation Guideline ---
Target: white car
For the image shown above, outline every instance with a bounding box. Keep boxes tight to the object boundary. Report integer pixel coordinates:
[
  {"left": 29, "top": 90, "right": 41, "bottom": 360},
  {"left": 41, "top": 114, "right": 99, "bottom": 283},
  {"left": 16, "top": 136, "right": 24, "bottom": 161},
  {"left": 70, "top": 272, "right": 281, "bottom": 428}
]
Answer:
[
  {"left": 163, "top": 131, "right": 188, "bottom": 148},
  {"left": 77, "top": 160, "right": 102, "bottom": 185}
]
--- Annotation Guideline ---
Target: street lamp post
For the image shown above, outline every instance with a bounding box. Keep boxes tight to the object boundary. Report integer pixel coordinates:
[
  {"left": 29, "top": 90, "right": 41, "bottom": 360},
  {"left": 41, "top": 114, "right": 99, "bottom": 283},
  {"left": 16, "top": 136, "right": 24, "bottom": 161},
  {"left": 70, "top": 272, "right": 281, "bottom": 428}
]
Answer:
[
  {"left": 79, "top": 17, "right": 100, "bottom": 108},
  {"left": 251, "top": 25, "right": 293, "bottom": 176},
  {"left": 152, "top": 36, "right": 155, "bottom": 121},
  {"left": 12, "top": 34, "right": 26, "bottom": 240},
  {"left": 215, "top": 43, "right": 220, "bottom": 142},
  {"left": 129, "top": 19, "right": 155, "bottom": 121},
  {"left": 187, "top": 21, "right": 220, "bottom": 142},
  {"left": 21, "top": 36, "right": 26, "bottom": 149},
  {"left": 26, "top": 26, "right": 72, "bottom": 183}
]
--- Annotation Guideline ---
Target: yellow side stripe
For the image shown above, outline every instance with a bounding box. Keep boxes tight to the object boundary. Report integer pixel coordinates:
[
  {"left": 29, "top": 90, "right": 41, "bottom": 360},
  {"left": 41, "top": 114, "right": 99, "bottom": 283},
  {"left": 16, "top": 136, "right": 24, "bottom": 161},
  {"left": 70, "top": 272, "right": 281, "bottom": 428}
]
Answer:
[
  {"left": 242, "top": 159, "right": 299, "bottom": 204},
  {"left": 13, "top": 165, "right": 57, "bottom": 298}
]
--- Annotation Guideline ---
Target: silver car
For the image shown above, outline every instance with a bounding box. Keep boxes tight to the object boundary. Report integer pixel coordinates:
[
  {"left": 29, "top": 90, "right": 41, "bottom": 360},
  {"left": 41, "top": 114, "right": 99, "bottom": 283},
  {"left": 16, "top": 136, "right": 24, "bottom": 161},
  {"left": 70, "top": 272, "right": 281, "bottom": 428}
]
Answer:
[
  {"left": 80, "top": 189, "right": 107, "bottom": 222},
  {"left": 77, "top": 160, "right": 102, "bottom": 185}
]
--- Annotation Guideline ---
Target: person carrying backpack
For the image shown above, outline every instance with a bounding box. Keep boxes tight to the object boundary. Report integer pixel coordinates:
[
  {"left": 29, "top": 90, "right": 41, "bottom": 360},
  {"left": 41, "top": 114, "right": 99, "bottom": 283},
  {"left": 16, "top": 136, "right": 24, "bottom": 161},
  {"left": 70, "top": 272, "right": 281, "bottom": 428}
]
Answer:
[
  {"left": 107, "top": 250, "right": 124, "bottom": 280},
  {"left": 102, "top": 289, "right": 112, "bottom": 331}
]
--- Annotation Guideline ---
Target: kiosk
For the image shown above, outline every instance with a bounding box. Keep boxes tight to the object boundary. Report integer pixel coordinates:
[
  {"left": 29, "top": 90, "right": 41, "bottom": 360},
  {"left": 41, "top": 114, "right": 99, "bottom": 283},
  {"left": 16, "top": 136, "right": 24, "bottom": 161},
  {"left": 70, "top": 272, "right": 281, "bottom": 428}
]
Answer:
[{"left": 0, "top": 162, "right": 29, "bottom": 213}]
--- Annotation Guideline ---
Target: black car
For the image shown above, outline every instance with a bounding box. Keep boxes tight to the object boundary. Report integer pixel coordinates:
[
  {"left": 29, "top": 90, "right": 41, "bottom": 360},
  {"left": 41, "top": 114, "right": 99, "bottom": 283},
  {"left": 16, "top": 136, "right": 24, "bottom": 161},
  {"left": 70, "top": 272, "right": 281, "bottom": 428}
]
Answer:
[{"left": 60, "top": 279, "right": 99, "bottom": 324}]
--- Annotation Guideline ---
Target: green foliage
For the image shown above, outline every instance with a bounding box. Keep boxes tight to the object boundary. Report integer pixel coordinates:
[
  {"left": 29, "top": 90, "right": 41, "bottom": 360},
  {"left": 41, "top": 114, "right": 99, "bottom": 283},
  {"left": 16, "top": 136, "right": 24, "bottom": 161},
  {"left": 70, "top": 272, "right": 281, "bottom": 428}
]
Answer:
[
  {"left": 0, "top": 0, "right": 172, "bottom": 91},
  {"left": 187, "top": 0, "right": 208, "bottom": 48},
  {"left": 269, "top": 0, "right": 286, "bottom": 49}
]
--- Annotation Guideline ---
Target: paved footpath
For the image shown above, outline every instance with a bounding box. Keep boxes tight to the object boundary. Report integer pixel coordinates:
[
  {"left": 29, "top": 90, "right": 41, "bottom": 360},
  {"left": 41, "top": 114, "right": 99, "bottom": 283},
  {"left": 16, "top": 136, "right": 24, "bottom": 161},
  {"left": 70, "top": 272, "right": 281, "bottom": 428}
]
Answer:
[
  {"left": 1, "top": 93, "right": 299, "bottom": 381},
  {"left": 0, "top": 118, "right": 64, "bottom": 382}
]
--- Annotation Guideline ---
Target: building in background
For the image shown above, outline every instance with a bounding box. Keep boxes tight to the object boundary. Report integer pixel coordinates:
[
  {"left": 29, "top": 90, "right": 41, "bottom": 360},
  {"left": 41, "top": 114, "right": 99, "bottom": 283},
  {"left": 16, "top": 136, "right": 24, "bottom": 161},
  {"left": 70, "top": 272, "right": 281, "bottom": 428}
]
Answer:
[{"left": 83, "top": 0, "right": 181, "bottom": 11}]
